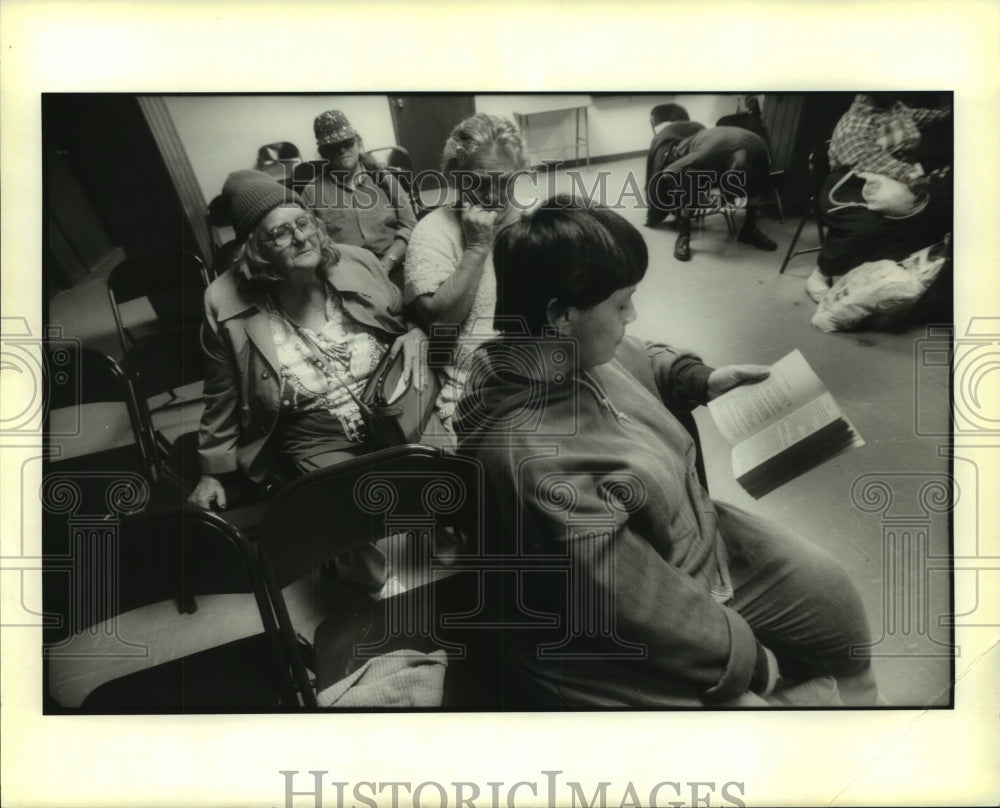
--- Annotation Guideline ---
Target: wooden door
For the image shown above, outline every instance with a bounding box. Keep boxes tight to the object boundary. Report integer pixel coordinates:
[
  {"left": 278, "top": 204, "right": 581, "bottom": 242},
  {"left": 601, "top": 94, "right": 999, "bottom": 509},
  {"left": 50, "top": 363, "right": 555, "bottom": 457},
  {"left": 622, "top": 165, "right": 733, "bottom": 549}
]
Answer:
[{"left": 388, "top": 94, "right": 476, "bottom": 189}]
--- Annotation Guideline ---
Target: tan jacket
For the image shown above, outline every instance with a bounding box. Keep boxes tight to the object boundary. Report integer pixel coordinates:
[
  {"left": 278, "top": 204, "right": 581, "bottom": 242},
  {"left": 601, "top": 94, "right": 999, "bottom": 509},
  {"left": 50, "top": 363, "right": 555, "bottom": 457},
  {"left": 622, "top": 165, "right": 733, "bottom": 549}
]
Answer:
[{"left": 197, "top": 244, "right": 407, "bottom": 482}]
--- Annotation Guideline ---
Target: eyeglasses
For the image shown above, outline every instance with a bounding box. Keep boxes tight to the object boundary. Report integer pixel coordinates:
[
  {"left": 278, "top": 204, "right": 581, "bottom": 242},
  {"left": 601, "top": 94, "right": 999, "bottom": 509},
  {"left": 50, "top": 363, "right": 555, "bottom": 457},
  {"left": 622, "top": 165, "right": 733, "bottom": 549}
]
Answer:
[
  {"left": 261, "top": 214, "right": 316, "bottom": 248},
  {"left": 323, "top": 138, "right": 356, "bottom": 151},
  {"left": 456, "top": 170, "right": 517, "bottom": 208}
]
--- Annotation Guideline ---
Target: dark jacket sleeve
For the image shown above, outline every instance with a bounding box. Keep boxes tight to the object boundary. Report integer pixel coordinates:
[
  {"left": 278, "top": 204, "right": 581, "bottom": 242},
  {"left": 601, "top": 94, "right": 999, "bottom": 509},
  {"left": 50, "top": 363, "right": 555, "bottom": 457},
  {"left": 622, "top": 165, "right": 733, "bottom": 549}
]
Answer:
[
  {"left": 515, "top": 447, "right": 764, "bottom": 702},
  {"left": 616, "top": 338, "right": 714, "bottom": 413},
  {"left": 383, "top": 173, "right": 417, "bottom": 243}
]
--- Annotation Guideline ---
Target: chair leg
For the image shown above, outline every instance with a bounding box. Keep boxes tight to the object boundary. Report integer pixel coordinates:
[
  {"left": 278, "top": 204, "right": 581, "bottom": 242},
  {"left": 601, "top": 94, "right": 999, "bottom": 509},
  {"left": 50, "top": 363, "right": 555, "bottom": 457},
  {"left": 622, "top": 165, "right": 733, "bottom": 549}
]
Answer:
[
  {"left": 779, "top": 207, "right": 810, "bottom": 274},
  {"left": 773, "top": 188, "right": 785, "bottom": 224}
]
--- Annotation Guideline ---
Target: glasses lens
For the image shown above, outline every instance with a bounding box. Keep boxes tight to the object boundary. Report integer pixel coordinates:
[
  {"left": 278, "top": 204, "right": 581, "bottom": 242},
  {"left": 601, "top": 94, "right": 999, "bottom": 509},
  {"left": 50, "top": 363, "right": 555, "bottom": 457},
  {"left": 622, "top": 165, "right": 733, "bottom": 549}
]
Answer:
[
  {"left": 266, "top": 216, "right": 313, "bottom": 247},
  {"left": 267, "top": 225, "right": 293, "bottom": 247}
]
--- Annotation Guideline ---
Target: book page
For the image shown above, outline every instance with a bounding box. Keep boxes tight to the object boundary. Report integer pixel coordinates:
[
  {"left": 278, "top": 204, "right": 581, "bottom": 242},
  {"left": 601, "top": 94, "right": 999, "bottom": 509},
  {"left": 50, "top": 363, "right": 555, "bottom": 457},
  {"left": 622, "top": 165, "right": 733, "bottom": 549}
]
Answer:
[
  {"left": 730, "top": 392, "right": 853, "bottom": 476},
  {"left": 707, "top": 349, "right": 828, "bottom": 444}
]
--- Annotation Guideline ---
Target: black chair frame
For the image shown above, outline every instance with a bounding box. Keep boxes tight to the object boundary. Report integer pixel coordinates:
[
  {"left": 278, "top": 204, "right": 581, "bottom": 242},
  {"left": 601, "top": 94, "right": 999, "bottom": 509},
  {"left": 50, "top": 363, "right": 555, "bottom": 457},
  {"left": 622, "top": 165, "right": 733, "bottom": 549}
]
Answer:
[
  {"left": 255, "top": 444, "right": 485, "bottom": 709},
  {"left": 106, "top": 250, "right": 210, "bottom": 357},
  {"left": 779, "top": 140, "right": 832, "bottom": 274},
  {"left": 45, "top": 343, "right": 157, "bottom": 483},
  {"left": 120, "top": 321, "right": 206, "bottom": 482},
  {"left": 716, "top": 111, "right": 785, "bottom": 223},
  {"left": 52, "top": 507, "right": 297, "bottom": 712}
]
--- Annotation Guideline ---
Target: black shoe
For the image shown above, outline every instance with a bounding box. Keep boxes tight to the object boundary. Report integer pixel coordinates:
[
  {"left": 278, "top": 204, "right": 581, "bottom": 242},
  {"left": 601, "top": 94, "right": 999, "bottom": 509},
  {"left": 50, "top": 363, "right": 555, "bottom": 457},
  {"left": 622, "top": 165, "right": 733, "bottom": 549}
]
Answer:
[
  {"left": 737, "top": 227, "right": 778, "bottom": 251},
  {"left": 673, "top": 233, "right": 692, "bottom": 261}
]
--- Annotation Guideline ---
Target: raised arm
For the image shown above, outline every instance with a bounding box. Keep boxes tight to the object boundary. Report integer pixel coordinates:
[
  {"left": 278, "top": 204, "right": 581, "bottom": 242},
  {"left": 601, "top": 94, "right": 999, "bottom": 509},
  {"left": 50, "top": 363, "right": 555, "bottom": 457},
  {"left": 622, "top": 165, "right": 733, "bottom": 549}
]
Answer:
[{"left": 406, "top": 205, "right": 497, "bottom": 331}]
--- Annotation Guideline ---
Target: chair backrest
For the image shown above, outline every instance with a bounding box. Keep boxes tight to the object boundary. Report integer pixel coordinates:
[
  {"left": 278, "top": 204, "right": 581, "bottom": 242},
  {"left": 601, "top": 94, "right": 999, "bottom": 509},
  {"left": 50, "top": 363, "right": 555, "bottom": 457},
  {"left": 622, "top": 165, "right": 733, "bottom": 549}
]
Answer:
[
  {"left": 257, "top": 141, "right": 301, "bottom": 186},
  {"left": 122, "top": 321, "right": 206, "bottom": 400},
  {"left": 809, "top": 139, "right": 833, "bottom": 194},
  {"left": 60, "top": 506, "right": 296, "bottom": 709},
  {"left": 120, "top": 322, "right": 205, "bottom": 471},
  {"left": 118, "top": 507, "right": 272, "bottom": 612},
  {"left": 106, "top": 251, "right": 210, "bottom": 354},
  {"left": 207, "top": 193, "right": 231, "bottom": 228},
  {"left": 258, "top": 444, "right": 481, "bottom": 588},
  {"left": 716, "top": 111, "right": 769, "bottom": 141},
  {"left": 367, "top": 145, "right": 414, "bottom": 175},
  {"left": 206, "top": 194, "right": 233, "bottom": 260},
  {"left": 256, "top": 444, "right": 482, "bottom": 706},
  {"left": 45, "top": 343, "right": 155, "bottom": 479},
  {"left": 290, "top": 159, "right": 325, "bottom": 195},
  {"left": 258, "top": 141, "right": 301, "bottom": 164},
  {"left": 650, "top": 103, "right": 690, "bottom": 132},
  {"left": 211, "top": 239, "right": 242, "bottom": 278}
]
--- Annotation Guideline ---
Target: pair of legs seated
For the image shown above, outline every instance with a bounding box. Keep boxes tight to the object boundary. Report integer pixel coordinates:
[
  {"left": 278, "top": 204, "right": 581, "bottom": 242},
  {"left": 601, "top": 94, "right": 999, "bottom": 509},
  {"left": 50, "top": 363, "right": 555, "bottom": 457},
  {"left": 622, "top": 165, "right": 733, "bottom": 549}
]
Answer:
[
  {"left": 666, "top": 204, "right": 778, "bottom": 261},
  {"left": 501, "top": 502, "right": 881, "bottom": 708},
  {"left": 645, "top": 135, "right": 778, "bottom": 261}
]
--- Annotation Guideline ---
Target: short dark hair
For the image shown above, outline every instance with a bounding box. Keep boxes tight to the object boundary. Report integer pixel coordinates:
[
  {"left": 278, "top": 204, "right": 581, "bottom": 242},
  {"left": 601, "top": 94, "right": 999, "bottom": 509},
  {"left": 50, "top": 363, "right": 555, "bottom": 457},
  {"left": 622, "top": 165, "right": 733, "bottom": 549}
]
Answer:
[{"left": 492, "top": 195, "right": 648, "bottom": 335}]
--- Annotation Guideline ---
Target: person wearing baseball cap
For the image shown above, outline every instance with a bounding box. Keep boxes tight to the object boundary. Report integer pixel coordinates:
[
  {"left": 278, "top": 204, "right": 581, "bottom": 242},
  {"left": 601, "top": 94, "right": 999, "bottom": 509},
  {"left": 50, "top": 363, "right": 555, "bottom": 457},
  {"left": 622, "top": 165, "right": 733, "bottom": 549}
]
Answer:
[{"left": 299, "top": 109, "right": 417, "bottom": 285}]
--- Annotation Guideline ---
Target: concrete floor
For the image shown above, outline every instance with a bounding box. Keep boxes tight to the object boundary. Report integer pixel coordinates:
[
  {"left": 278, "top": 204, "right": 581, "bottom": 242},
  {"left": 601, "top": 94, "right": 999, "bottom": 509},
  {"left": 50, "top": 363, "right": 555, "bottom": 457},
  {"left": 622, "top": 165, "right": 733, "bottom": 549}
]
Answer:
[{"left": 46, "top": 157, "right": 953, "bottom": 708}]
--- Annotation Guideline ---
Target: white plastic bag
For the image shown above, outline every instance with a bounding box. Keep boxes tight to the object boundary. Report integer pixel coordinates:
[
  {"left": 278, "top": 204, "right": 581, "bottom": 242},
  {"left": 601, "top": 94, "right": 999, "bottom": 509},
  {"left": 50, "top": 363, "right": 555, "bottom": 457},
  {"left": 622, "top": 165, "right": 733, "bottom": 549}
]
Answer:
[{"left": 811, "top": 244, "right": 947, "bottom": 333}]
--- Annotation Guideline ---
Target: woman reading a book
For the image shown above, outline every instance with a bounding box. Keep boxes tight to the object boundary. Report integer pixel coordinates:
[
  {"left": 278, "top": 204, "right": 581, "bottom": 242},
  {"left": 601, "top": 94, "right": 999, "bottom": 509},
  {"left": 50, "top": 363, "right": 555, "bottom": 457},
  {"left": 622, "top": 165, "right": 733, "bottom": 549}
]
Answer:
[{"left": 454, "top": 196, "right": 881, "bottom": 707}]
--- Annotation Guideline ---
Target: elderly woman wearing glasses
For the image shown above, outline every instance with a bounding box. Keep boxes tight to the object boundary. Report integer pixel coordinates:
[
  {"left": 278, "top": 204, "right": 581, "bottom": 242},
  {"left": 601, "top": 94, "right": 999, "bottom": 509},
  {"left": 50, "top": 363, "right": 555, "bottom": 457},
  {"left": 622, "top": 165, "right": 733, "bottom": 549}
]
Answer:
[{"left": 187, "top": 169, "right": 427, "bottom": 512}]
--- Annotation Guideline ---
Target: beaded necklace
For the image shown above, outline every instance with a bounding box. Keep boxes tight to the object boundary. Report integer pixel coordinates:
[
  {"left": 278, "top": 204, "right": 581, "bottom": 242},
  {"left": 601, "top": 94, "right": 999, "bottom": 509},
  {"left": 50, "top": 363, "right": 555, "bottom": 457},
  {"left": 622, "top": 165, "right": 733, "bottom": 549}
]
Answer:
[
  {"left": 267, "top": 284, "right": 350, "bottom": 378},
  {"left": 266, "top": 284, "right": 375, "bottom": 419}
]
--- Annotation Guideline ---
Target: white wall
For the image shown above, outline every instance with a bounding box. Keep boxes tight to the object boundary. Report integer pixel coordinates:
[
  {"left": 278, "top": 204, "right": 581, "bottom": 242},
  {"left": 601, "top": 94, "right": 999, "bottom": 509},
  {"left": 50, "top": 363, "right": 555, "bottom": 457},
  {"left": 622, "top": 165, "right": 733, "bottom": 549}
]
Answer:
[
  {"left": 164, "top": 95, "right": 396, "bottom": 202},
  {"left": 164, "top": 93, "right": 746, "bottom": 203},
  {"left": 474, "top": 93, "right": 743, "bottom": 164}
]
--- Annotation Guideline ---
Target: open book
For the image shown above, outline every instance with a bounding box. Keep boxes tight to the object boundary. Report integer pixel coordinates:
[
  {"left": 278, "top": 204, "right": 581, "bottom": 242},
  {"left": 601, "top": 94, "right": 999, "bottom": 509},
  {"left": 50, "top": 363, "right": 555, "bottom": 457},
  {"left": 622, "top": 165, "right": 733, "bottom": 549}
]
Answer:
[{"left": 706, "top": 349, "right": 864, "bottom": 498}]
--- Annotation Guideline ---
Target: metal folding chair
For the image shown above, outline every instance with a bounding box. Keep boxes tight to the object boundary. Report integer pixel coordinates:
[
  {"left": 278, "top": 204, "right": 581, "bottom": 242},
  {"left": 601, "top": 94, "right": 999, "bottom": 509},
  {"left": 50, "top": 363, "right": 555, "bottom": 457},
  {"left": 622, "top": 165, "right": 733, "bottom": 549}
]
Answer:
[
  {"left": 47, "top": 507, "right": 296, "bottom": 712},
  {"left": 779, "top": 140, "right": 832, "bottom": 274}
]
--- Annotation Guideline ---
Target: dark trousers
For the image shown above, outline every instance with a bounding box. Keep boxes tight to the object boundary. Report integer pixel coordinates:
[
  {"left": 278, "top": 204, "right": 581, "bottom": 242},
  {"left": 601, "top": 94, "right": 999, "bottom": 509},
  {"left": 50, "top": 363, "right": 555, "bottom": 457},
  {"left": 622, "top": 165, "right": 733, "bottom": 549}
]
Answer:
[
  {"left": 818, "top": 170, "right": 952, "bottom": 277},
  {"left": 718, "top": 503, "right": 878, "bottom": 705},
  {"left": 646, "top": 126, "right": 771, "bottom": 224}
]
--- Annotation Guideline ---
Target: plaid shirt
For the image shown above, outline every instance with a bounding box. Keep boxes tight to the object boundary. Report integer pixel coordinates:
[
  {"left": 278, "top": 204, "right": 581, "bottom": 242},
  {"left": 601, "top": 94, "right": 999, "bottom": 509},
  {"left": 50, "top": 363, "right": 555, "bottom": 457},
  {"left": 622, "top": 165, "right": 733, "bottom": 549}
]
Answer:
[{"left": 829, "top": 94, "right": 950, "bottom": 183}]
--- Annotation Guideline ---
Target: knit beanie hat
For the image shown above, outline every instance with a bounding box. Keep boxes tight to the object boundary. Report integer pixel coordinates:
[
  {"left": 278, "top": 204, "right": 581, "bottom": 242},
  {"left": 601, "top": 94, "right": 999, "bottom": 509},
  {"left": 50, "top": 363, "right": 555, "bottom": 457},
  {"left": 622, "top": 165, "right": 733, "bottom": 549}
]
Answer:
[
  {"left": 223, "top": 169, "right": 304, "bottom": 243},
  {"left": 314, "top": 109, "right": 358, "bottom": 147}
]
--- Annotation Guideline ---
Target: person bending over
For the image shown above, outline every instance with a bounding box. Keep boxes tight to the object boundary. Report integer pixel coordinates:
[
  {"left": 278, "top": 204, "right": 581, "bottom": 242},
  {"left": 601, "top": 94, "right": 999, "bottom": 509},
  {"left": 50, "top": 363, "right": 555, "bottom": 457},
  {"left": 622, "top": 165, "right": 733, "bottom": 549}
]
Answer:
[{"left": 645, "top": 105, "right": 778, "bottom": 262}]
